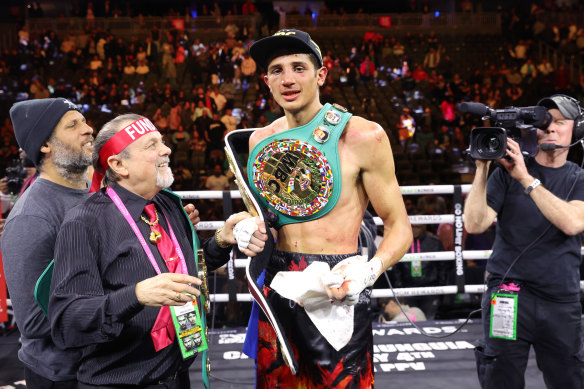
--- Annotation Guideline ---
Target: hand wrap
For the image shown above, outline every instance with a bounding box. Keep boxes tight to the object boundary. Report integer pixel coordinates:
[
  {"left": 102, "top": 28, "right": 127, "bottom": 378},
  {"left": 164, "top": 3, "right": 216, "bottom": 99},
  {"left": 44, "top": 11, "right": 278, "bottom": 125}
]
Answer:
[{"left": 233, "top": 217, "right": 259, "bottom": 251}]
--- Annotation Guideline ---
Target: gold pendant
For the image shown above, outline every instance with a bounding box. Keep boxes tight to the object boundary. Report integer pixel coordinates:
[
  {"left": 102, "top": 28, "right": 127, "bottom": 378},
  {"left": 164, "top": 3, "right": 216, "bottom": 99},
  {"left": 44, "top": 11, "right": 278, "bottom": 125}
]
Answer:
[{"left": 149, "top": 230, "right": 162, "bottom": 243}]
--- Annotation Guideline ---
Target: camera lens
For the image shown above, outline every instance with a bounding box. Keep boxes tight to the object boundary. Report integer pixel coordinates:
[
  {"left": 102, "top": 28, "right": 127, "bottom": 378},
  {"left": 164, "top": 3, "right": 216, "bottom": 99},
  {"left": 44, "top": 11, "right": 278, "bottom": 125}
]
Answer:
[
  {"left": 486, "top": 137, "right": 500, "bottom": 152},
  {"left": 469, "top": 127, "right": 507, "bottom": 160},
  {"left": 477, "top": 132, "right": 504, "bottom": 157}
]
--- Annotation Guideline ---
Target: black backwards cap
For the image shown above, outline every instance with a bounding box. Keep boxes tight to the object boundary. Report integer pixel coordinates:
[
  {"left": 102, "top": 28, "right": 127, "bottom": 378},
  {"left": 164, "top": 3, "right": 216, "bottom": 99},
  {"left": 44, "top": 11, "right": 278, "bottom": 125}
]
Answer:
[
  {"left": 536, "top": 94, "right": 581, "bottom": 120},
  {"left": 250, "top": 29, "right": 323, "bottom": 70},
  {"left": 9, "top": 98, "right": 80, "bottom": 166}
]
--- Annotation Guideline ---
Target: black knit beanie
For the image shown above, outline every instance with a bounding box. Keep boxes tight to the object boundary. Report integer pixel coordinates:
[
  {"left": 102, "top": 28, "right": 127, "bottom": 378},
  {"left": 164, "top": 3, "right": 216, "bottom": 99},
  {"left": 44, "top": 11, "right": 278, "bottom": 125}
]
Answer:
[{"left": 9, "top": 98, "right": 80, "bottom": 166}]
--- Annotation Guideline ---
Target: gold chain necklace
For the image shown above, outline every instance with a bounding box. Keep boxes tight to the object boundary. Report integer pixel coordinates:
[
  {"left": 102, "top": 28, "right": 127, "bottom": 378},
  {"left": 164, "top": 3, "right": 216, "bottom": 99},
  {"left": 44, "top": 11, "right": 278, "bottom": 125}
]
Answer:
[
  {"left": 141, "top": 209, "right": 159, "bottom": 226},
  {"left": 141, "top": 209, "right": 162, "bottom": 243}
]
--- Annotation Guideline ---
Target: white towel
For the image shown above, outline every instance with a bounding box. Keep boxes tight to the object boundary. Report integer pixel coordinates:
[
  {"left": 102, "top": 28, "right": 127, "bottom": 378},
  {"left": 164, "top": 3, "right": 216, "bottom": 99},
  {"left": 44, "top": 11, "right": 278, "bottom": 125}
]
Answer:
[{"left": 269, "top": 262, "right": 354, "bottom": 351}]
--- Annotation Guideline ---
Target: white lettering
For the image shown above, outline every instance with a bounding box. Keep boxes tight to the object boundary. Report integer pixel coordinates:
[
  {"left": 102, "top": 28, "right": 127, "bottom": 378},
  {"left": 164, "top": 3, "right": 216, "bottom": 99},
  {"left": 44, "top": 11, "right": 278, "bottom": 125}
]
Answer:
[
  {"left": 395, "top": 344, "right": 415, "bottom": 352},
  {"left": 125, "top": 126, "right": 136, "bottom": 140},
  {"left": 373, "top": 340, "right": 474, "bottom": 353},
  {"left": 412, "top": 343, "right": 432, "bottom": 351},
  {"left": 454, "top": 203, "right": 464, "bottom": 276},
  {"left": 375, "top": 351, "right": 435, "bottom": 365},
  {"left": 217, "top": 334, "right": 246, "bottom": 344},
  {"left": 403, "top": 328, "right": 421, "bottom": 335},
  {"left": 144, "top": 119, "right": 157, "bottom": 132},
  {"left": 222, "top": 351, "right": 249, "bottom": 360},
  {"left": 376, "top": 344, "right": 397, "bottom": 353},
  {"left": 378, "top": 362, "right": 426, "bottom": 372},
  {"left": 397, "top": 353, "right": 415, "bottom": 361},
  {"left": 419, "top": 327, "right": 442, "bottom": 334},
  {"left": 133, "top": 122, "right": 145, "bottom": 135},
  {"left": 381, "top": 325, "right": 465, "bottom": 337},
  {"left": 428, "top": 342, "right": 448, "bottom": 351},
  {"left": 223, "top": 351, "right": 241, "bottom": 360}
]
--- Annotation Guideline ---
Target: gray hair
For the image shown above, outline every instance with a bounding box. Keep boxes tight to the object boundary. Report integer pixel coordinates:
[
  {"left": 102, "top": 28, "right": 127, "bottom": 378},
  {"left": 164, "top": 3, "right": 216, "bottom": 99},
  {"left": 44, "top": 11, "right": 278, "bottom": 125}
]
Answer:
[{"left": 93, "top": 113, "right": 143, "bottom": 187}]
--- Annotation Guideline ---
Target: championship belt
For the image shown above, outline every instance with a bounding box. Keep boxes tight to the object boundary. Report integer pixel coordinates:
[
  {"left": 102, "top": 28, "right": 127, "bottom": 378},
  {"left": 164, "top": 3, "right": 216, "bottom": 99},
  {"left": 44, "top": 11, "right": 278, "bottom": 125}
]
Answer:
[
  {"left": 224, "top": 129, "right": 299, "bottom": 375},
  {"left": 197, "top": 249, "right": 210, "bottom": 314}
]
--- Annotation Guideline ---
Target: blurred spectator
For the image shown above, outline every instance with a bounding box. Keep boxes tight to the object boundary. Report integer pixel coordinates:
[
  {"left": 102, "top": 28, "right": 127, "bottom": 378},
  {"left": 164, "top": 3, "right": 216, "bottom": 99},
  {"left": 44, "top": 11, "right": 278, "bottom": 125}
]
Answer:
[
  {"left": 390, "top": 217, "right": 447, "bottom": 319},
  {"left": 189, "top": 130, "right": 207, "bottom": 174},
  {"left": 537, "top": 58, "right": 554, "bottom": 76},
  {"left": 417, "top": 184, "right": 447, "bottom": 215},
  {"left": 208, "top": 112, "right": 227, "bottom": 153},
  {"left": 393, "top": 41, "right": 405, "bottom": 57},
  {"left": 554, "top": 64, "right": 571, "bottom": 94},
  {"left": 397, "top": 107, "right": 416, "bottom": 150},
  {"left": 193, "top": 101, "right": 212, "bottom": 121},
  {"left": 194, "top": 109, "right": 212, "bottom": 141},
  {"left": 60, "top": 34, "right": 76, "bottom": 55},
  {"left": 378, "top": 298, "right": 427, "bottom": 323},
  {"left": 416, "top": 124, "right": 436, "bottom": 155},
  {"left": 240, "top": 54, "right": 257, "bottom": 86},
  {"left": 440, "top": 95, "right": 457, "bottom": 127},
  {"left": 423, "top": 47, "right": 440, "bottom": 71},
  {"left": 205, "top": 165, "right": 229, "bottom": 190},
  {"left": 412, "top": 64, "right": 429, "bottom": 83},
  {"left": 171, "top": 127, "right": 191, "bottom": 167},
  {"left": 505, "top": 84, "right": 523, "bottom": 105},
  {"left": 242, "top": 0, "right": 256, "bottom": 15},
  {"left": 30, "top": 77, "right": 50, "bottom": 99},
  {"left": 89, "top": 55, "right": 103, "bottom": 71},
  {"left": 123, "top": 61, "right": 135, "bottom": 76},
  {"left": 210, "top": 87, "right": 227, "bottom": 112},
  {"left": 404, "top": 198, "right": 417, "bottom": 214},
  {"left": 221, "top": 108, "right": 238, "bottom": 133},
  {"left": 520, "top": 58, "right": 537, "bottom": 82},
  {"left": 135, "top": 59, "right": 149, "bottom": 76},
  {"left": 225, "top": 21, "right": 239, "bottom": 39}
]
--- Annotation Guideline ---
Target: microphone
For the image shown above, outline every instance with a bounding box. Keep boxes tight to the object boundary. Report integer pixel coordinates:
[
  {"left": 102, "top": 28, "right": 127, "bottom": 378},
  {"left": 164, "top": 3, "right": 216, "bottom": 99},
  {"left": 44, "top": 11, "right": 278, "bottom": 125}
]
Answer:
[
  {"left": 458, "top": 102, "right": 489, "bottom": 116},
  {"left": 540, "top": 143, "right": 570, "bottom": 151}
]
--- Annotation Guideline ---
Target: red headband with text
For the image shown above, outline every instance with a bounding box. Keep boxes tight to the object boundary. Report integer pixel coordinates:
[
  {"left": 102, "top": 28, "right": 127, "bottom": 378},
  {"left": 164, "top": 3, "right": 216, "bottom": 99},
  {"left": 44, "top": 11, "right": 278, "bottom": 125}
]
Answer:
[{"left": 89, "top": 117, "right": 158, "bottom": 192}]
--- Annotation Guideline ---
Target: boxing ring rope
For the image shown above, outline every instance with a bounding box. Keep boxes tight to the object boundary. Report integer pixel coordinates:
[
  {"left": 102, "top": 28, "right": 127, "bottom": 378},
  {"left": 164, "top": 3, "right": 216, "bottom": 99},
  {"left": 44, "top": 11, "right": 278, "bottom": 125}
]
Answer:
[
  {"left": 176, "top": 185, "right": 584, "bottom": 302},
  {"left": 4, "top": 185, "right": 584, "bottom": 311}
]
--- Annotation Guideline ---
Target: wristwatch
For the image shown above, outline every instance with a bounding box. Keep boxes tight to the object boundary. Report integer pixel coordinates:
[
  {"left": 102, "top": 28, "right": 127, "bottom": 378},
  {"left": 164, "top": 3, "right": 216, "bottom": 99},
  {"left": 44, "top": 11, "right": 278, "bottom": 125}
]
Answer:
[{"left": 524, "top": 178, "right": 541, "bottom": 195}]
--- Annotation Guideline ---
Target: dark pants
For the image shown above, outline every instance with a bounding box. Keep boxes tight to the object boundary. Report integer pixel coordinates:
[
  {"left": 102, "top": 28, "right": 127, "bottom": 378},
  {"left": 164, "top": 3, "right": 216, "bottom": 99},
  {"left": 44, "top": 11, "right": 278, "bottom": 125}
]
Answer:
[
  {"left": 24, "top": 367, "right": 77, "bottom": 389},
  {"left": 76, "top": 370, "right": 189, "bottom": 389},
  {"left": 475, "top": 286, "right": 584, "bottom": 389}
]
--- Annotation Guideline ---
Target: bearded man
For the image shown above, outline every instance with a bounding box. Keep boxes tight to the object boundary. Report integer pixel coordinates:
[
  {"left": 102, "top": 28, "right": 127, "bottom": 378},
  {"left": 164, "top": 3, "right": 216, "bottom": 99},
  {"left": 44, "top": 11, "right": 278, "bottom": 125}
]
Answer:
[{"left": 1, "top": 98, "right": 94, "bottom": 388}]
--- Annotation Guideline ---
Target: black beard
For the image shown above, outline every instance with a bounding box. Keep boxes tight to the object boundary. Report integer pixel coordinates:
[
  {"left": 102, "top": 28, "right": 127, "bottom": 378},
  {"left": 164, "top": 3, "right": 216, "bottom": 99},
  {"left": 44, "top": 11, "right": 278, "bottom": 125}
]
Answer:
[{"left": 50, "top": 137, "right": 92, "bottom": 184}]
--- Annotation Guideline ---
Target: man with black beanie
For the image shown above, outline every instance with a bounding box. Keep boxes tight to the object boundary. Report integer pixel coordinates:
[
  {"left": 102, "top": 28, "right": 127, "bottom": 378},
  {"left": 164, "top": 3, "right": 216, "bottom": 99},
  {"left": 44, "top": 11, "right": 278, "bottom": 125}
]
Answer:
[{"left": 1, "top": 98, "right": 93, "bottom": 388}]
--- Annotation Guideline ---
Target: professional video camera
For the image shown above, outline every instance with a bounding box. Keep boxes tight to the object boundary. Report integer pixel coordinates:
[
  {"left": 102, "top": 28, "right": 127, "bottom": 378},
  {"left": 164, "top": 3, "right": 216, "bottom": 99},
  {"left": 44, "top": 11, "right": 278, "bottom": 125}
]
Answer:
[
  {"left": 460, "top": 102, "right": 552, "bottom": 160},
  {"left": 5, "top": 158, "right": 27, "bottom": 194}
]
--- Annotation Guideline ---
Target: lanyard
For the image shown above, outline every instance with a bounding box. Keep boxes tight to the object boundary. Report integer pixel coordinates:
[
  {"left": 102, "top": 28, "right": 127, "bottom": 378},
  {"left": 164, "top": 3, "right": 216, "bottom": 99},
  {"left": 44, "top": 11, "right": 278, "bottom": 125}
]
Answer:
[
  {"left": 106, "top": 187, "right": 188, "bottom": 275},
  {"left": 410, "top": 238, "right": 421, "bottom": 253}
]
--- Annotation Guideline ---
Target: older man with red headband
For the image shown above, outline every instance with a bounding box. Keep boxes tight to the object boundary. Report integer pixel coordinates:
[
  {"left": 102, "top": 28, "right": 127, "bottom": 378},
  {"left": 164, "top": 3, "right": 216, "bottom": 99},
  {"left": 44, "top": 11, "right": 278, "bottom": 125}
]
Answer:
[{"left": 48, "top": 114, "right": 267, "bottom": 389}]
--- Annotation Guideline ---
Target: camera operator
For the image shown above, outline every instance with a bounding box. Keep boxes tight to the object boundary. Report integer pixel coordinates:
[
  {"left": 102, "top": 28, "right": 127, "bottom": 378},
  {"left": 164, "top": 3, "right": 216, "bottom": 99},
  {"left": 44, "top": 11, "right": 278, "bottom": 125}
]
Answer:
[
  {"left": 1, "top": 150, "right": 37, "bottom": 219},
  {"left": 464, "top": 94, "right": 584, "bottom": 388}
]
